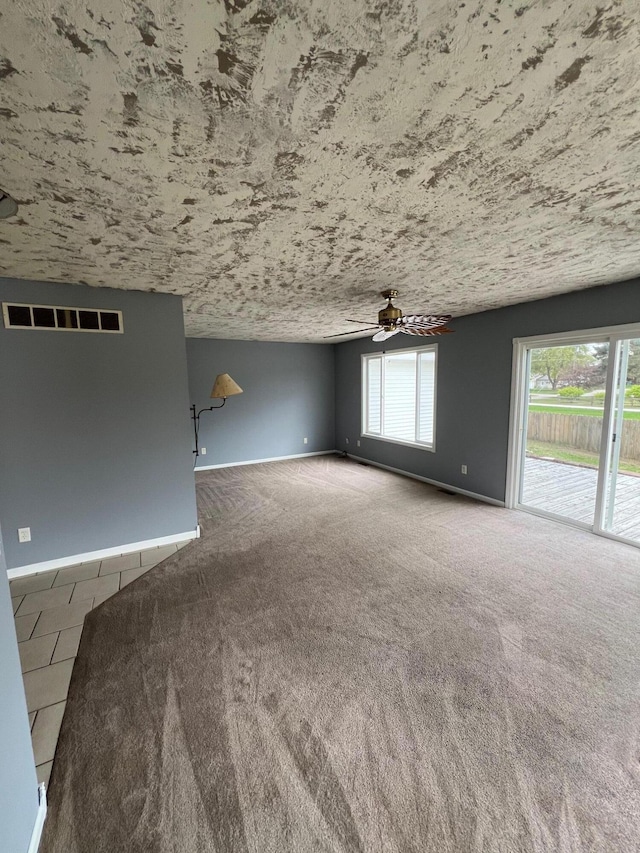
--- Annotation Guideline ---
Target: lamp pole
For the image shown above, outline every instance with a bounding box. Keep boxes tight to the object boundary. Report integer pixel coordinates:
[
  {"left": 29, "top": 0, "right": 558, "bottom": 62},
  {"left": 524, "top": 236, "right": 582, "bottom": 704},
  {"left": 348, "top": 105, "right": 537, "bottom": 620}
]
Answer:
[{"left": 190, "top": 398, "right": 226, "bottom": 457}]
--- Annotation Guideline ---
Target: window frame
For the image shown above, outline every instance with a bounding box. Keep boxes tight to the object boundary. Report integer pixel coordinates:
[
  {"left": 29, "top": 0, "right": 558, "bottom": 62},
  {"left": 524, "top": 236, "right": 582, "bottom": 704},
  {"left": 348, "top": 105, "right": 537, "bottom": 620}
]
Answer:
[{"left": 360, "top": 343, "right": 438, "bottom": 452}]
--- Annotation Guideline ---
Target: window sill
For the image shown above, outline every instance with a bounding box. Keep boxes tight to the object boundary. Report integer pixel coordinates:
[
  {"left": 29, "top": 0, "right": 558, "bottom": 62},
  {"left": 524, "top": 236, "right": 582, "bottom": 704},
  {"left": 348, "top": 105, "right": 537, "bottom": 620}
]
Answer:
[{"left": 360, "top": 433, "right": 435, "bottom": 452}]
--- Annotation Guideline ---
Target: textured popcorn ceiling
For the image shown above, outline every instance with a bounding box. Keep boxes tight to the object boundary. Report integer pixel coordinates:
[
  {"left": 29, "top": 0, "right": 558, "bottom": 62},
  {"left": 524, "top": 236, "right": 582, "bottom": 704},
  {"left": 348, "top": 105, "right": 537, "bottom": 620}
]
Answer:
[{"left": 0, "top": 1, "right": 639, "bottom": 341}]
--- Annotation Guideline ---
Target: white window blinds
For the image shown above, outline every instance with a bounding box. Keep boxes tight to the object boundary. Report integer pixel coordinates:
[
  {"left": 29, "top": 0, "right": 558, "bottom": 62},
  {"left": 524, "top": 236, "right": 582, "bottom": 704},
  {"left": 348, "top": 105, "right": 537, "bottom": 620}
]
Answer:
[
  {"left": 362, "top": 346, "right": 437, "bottom": 449},
  {"left": 366, "top": 357, "right": 381, "bottom": 434},
  {"left": 418, "top": 351, "right": 436, "bottom": 444},
  {"left": 383, "top": 352, "right": 416, "bottom": 441}
]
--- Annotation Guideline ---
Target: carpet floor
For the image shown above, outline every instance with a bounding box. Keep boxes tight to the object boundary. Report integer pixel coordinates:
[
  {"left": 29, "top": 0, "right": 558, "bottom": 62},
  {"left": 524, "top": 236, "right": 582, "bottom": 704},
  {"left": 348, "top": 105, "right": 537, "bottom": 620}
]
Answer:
[{"left": 42, "top": 456, "right": 640, "bottom": 852}]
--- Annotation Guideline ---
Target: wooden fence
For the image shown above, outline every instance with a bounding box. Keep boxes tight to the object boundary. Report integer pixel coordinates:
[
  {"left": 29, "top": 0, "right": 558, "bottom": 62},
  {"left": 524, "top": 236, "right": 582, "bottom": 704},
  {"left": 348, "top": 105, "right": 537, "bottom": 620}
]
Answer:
[{"left": 527, "top": 412, "right": 640, "bottom": 461}]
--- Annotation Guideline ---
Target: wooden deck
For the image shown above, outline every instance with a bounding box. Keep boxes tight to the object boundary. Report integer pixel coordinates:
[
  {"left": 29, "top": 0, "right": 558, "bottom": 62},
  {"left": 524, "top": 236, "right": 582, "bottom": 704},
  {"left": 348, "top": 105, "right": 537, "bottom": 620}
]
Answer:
[{"left": 522, "top": 457, "right": 640, "bottom": 542}]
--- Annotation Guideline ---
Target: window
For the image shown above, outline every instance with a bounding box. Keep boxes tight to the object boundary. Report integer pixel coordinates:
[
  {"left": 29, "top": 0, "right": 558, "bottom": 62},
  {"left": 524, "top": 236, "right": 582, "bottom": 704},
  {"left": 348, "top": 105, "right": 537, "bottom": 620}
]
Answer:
[{"left": 362, "top": 345, "right": 437, "bottom": 450}]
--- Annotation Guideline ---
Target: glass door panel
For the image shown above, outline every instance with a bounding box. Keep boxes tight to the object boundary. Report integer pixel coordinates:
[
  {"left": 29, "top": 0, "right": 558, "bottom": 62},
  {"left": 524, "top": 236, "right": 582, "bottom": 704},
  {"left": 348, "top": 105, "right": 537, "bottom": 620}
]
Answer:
[
  {"left": 520, "top": 341, "right": 609, "bottom": 525},
  {"left": 602, "top": 338, "right": 640, "bottom": 543}
]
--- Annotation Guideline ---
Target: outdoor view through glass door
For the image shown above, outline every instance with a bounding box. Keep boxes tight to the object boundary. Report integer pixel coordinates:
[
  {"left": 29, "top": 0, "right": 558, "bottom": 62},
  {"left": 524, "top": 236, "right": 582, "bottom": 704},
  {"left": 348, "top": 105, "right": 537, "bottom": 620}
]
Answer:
[
  {"left": 520, "top": 341, "right": 610, "bottom": 525},
  {"left": 602, "top": 338, "right": 640, "bottom": 542},
  {"left": 514, "top": 330, "right": 640, "bottom": 547}
]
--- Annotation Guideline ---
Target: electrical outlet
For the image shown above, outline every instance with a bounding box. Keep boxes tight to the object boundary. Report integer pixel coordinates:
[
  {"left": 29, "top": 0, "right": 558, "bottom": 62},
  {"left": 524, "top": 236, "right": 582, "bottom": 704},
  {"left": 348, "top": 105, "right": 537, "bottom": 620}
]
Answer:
[
  {"left": 304, "top": 437, "right": 308, "bottom": 444},
  {"left": 345, "top": 437, "right": 349, "bottom": 444},
  {"left": 357, "top": 439, "right": 361, "bottom": 447},
  {"left": 18, "top": 527, "right": 31, "bottom": 543},
  {"left": 461, "top": 465, "right": 467, "bottom": 475},
  {"left": 201, "top": 447, "right": 207, "bottom": 455}
]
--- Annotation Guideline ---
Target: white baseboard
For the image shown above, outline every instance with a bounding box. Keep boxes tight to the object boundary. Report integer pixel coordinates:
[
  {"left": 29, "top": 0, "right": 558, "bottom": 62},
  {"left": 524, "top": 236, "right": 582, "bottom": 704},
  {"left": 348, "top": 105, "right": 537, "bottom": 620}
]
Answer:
[
  {"left": 7, "top": 528, "right": 199, "bottom": 580},
  {"left": 194, "top": 450, "right": 337, "bottom": 471},
  {"left": 345, "top": 453, "right": 505, "bottom": 507},
  {"left": 27, "top": 783, "right": 47, "bottom": 853}
]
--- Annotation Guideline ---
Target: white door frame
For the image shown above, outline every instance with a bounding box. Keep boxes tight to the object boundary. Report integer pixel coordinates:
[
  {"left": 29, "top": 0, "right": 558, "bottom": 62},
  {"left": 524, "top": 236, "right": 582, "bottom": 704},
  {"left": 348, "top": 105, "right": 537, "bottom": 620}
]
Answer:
[{"left": 506, "top": 322, "right": 640, "bottom": 547}]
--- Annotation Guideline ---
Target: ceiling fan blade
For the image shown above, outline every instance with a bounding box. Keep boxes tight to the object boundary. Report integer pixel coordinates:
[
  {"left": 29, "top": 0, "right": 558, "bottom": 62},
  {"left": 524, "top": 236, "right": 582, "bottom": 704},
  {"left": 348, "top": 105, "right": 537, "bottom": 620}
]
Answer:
[
  {"left": 400, "top": 326, "right": 454, "bottom": 336},
  {"left": 398, "top": 314, "right": 453, "bottom": 329},
  {"left": 324, "top": 327, "right": 380, "bottom": 338},
  {"left": 345, "top": 319, "right": 378, "bottom": 324},
  {"left": 372, "top": 328, "right": 400, "bottom": 342}
]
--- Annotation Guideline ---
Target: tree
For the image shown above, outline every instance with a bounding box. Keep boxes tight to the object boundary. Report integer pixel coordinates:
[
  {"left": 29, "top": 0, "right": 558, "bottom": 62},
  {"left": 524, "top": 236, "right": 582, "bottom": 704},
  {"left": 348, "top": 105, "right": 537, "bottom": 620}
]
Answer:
[
  {"left": 628, "top": 347, "right": 640, "bottom": 384},
  {"left": 560, "top": 362, "right": 602, "bottom": 389},
  {"left": 591, "top": 344, "right": 610, "bottom": 386},
  {"left": 530, "top": 345, "right": 593, "bottom": 391},
  {"left": 593, "top": 341, "right": 640, "bottom": 386}
]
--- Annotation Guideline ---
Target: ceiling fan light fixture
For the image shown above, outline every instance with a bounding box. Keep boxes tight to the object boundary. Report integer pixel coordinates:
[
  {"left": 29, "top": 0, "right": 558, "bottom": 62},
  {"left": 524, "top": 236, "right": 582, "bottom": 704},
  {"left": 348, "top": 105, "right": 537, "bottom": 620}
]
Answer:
[
  {"left": 372, "top": 328, "right": 400, "bottom": 342},
  {"left": 0, "top": 189, "right": 18, "bottom": 220}
]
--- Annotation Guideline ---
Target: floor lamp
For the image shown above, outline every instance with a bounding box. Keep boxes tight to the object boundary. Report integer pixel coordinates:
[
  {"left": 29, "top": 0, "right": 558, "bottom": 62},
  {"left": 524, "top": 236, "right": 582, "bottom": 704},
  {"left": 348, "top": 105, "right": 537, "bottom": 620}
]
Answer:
[{"left": 190, "top": 373, "right": 243, "bottom": 459}]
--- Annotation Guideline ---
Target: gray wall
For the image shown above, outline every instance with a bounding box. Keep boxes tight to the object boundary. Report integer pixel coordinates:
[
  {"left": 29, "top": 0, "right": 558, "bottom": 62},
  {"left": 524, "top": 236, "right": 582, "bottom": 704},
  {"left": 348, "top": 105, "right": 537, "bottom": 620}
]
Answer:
[
  {"left": 0, "top": 278, "right": 198, "bottom": 570},
  {"left": 187, "top": 339, "right": 335, "bottom": 467},
  {"left": 0, "top": 523, "right": 39, "bottom": 853},
  {"left": 335, "top": 279, "right": 640, "bottom": 502}
]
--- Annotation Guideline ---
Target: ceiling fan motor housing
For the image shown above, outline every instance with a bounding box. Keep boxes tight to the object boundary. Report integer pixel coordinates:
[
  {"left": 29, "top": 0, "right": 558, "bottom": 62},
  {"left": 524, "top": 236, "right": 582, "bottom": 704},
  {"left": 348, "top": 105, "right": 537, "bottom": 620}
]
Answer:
[{"left": 378, "top": 290, "right": 403, "bottom": 327}]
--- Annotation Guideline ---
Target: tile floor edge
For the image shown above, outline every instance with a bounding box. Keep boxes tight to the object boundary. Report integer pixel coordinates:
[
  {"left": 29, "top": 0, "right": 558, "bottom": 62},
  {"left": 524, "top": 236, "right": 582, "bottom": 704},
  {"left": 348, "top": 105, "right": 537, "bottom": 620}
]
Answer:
[{"left": 7, "top": 528, "right": 198, "bottom": 580}]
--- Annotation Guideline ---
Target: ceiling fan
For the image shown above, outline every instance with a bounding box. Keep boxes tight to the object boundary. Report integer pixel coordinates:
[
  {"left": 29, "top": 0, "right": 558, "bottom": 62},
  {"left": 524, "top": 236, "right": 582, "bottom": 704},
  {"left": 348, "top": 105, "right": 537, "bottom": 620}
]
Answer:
[{"left": 326, "top": 290, "right": 453, "bottom": 342}]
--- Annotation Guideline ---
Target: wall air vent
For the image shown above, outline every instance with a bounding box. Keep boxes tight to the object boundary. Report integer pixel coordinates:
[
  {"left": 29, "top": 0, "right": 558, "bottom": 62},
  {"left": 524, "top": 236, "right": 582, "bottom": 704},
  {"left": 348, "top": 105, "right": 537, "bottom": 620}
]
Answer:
[{"left": 2, "top": 303, "right": 123, "bottom": 334}]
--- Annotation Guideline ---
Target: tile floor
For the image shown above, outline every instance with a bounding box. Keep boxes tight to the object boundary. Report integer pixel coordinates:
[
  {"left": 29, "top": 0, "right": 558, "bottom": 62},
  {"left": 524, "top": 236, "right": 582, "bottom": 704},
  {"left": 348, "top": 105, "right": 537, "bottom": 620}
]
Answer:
[{"left": 10, "top": 541, "right": 189, "bottom": 789}]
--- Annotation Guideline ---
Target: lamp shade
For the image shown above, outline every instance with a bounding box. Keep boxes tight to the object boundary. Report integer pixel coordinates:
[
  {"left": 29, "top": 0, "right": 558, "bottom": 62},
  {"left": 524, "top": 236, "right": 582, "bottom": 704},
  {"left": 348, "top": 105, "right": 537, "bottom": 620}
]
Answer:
[{"left": 211, "top": 373, "right": 243, "bottom": 399}]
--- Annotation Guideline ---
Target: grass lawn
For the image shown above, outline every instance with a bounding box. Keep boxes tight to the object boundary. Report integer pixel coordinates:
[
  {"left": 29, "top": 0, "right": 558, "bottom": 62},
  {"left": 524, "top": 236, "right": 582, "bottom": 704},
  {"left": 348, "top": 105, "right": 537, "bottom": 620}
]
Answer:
[
  {"left": 529, "top": 404, "right": 640, "bottom": 420},
  {"left": 527, "top": 440, "right": 640, "bottom": 475}
]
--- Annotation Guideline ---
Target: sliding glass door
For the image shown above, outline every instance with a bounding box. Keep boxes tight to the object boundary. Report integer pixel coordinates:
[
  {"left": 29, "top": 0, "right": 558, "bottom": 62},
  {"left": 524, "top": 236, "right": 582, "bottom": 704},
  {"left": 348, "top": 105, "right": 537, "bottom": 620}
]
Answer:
[
  {"left": 509, "top": 326, "right": 640, "bottom": 548},
  {"left": 519, "top": 341, "right": 608, "bottom": 526},
  {"left": 599, "top": 338, "right": 640, "bottom": 543}
]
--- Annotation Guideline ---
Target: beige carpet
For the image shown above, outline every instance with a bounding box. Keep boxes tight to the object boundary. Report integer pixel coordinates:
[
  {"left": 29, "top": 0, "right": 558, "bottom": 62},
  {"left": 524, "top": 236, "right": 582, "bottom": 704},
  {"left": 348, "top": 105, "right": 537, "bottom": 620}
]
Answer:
[{"left": 42, "top": 456, "right": 640, "bottom": 852}]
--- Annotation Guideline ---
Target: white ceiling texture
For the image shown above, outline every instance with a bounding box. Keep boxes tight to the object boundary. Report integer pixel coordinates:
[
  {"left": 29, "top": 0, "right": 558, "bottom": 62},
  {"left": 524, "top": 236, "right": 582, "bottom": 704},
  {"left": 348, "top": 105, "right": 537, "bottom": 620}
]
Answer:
[{"left": 0, "top": 1, "right": 638, "bottom": 341}]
